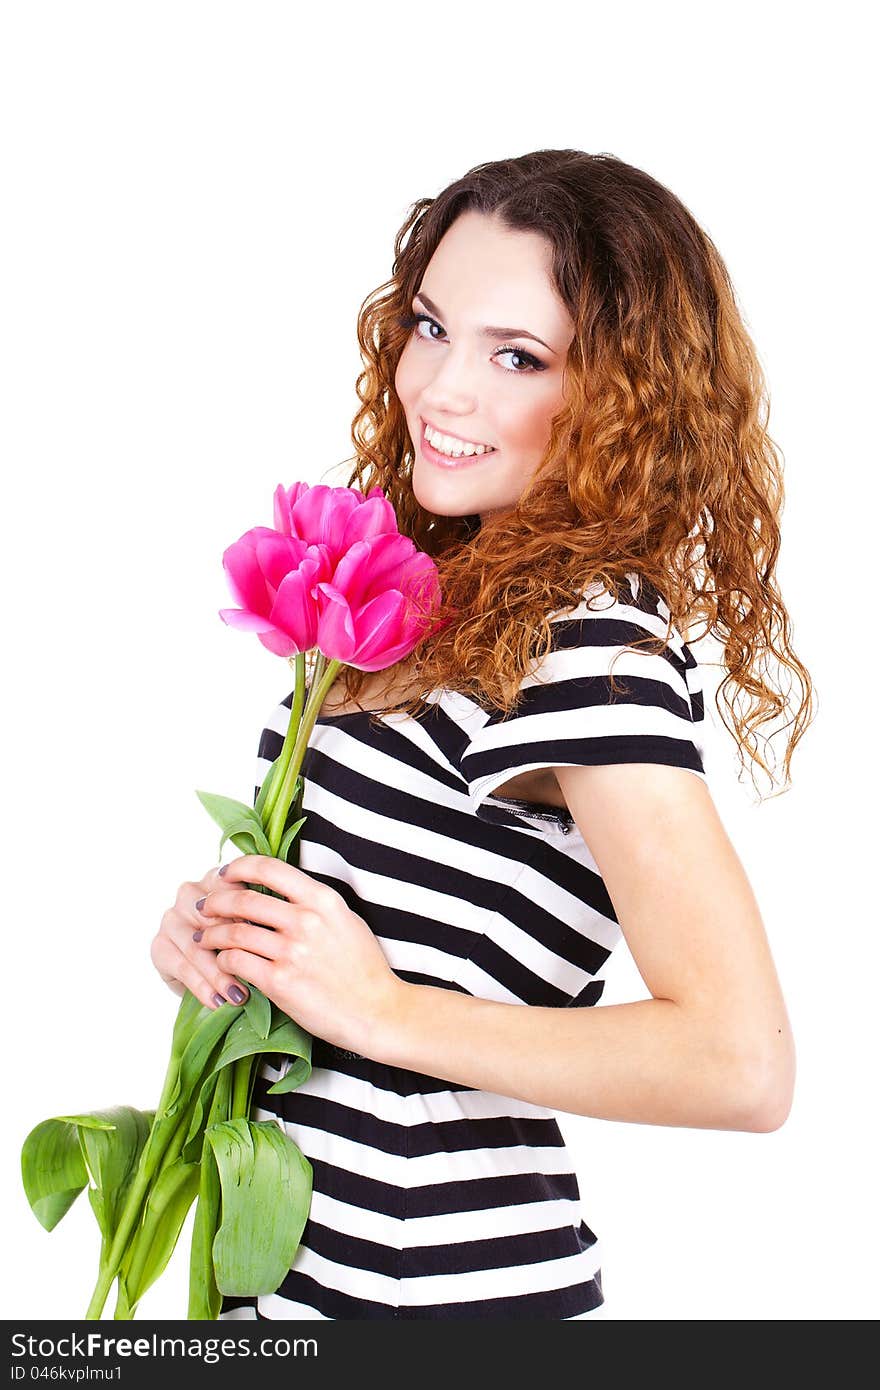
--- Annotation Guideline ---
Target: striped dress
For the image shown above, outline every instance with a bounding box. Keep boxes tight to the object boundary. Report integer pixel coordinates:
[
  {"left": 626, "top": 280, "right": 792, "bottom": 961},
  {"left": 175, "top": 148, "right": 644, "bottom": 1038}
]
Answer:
[{"left": 218, "top": 572, "right": 707, "bottom": 1320}]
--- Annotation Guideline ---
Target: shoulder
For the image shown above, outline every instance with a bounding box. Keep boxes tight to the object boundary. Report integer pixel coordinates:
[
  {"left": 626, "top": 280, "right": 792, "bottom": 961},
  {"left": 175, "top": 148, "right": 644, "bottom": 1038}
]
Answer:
[
  {"left": 549, "top": 571, "right": 690, "bottom": 656},
  {"left": 517, "top": 570, "right": 700, "bottom": 709},
  {"left": 458, "top": 572, "right": 707, "bottom": 817}
]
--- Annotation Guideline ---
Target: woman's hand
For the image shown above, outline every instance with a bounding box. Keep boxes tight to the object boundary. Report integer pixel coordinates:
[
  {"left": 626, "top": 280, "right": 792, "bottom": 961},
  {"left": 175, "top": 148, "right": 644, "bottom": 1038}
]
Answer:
[
  {"left": 150, "top": 863, "right": 255, "bottom": 1011},
  {"left": 191, "top": 854, "right": 406, "bottom": 1057}
]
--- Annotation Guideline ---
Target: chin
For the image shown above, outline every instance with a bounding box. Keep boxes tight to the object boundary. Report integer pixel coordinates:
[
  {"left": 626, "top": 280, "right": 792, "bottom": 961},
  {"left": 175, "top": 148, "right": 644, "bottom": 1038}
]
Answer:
[{"left": 409, "top": 471, "right": 474, "bottom": 519}]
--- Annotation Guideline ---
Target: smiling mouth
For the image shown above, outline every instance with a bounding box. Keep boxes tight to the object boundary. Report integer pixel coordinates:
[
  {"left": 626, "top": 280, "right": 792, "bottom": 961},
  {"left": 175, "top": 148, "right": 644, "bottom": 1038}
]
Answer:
[
  {"left": 420, "top": 419, "right": 498, "bottom": 462},
  {"left": 417, "top": 419, "right": 497, "bottom": 469},
  {"left": 423, "top": 418, "right": 496, "bottom": 450}
]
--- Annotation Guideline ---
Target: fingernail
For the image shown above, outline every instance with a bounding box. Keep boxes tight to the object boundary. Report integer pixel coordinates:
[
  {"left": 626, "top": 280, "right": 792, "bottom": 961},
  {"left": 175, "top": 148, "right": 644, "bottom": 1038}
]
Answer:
[
  {"left": 192, "top": 929, "right": 204, "bottom": 943},
  {"left": 212, "top": 993, "right": 226, "bottom": 1008},
  {"left": 218, "top": 864, "right": 229, "bottom": 877},
  {"left": 228, "top": 985, "right": 246, "bottom": 1004},
  {"left": 195, "top": 896, "right": 206, "bottom": 912}
]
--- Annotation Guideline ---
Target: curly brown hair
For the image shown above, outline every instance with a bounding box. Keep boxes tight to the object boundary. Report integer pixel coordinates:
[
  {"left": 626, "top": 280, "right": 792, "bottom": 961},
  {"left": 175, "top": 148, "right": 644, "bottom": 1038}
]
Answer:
[{"left": 320, "top": 148, "right": 814, "bottom": 799}]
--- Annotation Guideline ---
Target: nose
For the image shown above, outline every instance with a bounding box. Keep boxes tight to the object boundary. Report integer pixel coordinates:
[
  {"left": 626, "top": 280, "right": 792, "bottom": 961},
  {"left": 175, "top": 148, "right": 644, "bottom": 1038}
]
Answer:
[{"left": 419, "top": 342, "right": 479, "bottom": 415}]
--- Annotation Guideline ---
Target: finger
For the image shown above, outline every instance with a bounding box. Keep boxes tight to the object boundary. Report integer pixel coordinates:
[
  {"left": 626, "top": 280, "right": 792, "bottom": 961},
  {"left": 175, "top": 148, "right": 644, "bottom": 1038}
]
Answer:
[
  {"left": 218, "top": 855, "right": 329, "bottom": 908},
  {"left": 167, "top": 899, "right": 250, "bottom": 949},
  {"left": 196, "top": 886, "right": 294, "bottom": 933},
  {"left": 212, "top": 946, "right": 271, "bottom": 998},
  {"left": 161, "top": 942, "right": 238, "bottom": 1012},
  {"left": 162, "top": 908, "right": 253, "bottom": 1005},
  {"left": 150, "top": 934, "right": 188, "bottom": 997},
  {"left": 185, "top": 934, "right": 252, "bottom": 1008},
  {"left": 194, "top": 920, "right": 284, "bottom": 962},
  {"left": 175, "top": 867, "right": 225, "bottom": 914},
  {"left": 198, "top": 862, "right": 231, "bottom": 893},
  {"left": 185, "top": 867, "right": 266, "bottom": 930}
]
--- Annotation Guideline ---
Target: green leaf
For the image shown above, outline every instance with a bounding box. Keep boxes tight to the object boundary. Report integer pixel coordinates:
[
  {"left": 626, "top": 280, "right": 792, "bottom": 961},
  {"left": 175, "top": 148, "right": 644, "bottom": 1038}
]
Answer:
[
  {"left": 113, "top": 1274, "right": 134, "bottom": 1321},
  {"left": 21, "top": 1107, "right": 154, "bottom": 1242},
  {"left": 151, "top": 1002, "right": 237, "bottom": 1183},
  {"left": 210, "top": 1006, "right": 312, "bottom": 1094},
  {"left": 242, "top": 986, "right": 272, "bottom": 1041},
  {"left": 188, "top": 1066, "right": 231, "bottom": 1320},
  {"left": 171, "top": 990, "right": 206, "bottom": 1057},
  {"left": 204, "top": 1119, "right": 313, "bottom": 1296},
  {"left": 54, "top": 1113, "right": 119, "bottom": 1131},
  {"left": 116, "top": 1159, "right": 201, "bottom": 1312},
  {"left": 162, "top": 990, "right": 212, "bottom": 1116},
  {"left": 196, "top": 790, "right": 266, "bottom": 838},
  {"left": 194, "top": 792, "right": 272, "bottom": 858},
  {"left": 219, "top": 819, "right": 272, "bottom": 857},
  {"left": 76, "top": 1109, "right": 156, "bottom": 1245},
  {"left": 165, "top": 1005, "right": 240, "bottom": 1122},
  {"left": 279, "top": 817, "right": 307, "bottom": 865},
  {"left": 189, "top": 1151, "right": 223, "bottom": 1320},
  {"left": 224, "top": 832, "right": 258, "bottom": 858},
  {"left": 180, "top": 1068, "right": 223, "bottom": 1166},
  {"left": 264, "top": 1059, "right": 311, "bottom": 1095},
  {"left": 21, "top": 1117, "right": 89, "bottom": 1232}
]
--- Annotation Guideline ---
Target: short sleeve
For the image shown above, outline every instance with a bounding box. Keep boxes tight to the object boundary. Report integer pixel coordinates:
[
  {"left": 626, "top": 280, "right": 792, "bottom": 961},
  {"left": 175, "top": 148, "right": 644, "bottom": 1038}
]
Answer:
[{"left": 460, "top": 574, "right": 707, "bottom": 823}]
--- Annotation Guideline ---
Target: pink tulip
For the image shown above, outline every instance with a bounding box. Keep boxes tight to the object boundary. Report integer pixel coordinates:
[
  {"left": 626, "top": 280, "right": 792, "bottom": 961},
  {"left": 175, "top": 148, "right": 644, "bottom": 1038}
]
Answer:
[
  {"left": 219, "top": 482, "right": 444, "bottom": 668},
  {"left": 273, "top": 481, "right": 398, "bottom": 553}
]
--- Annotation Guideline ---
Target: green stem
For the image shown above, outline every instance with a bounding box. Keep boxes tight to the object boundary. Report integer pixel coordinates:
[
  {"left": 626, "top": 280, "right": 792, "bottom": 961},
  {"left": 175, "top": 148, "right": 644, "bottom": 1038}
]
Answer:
[
  {"left": 85, "top": 1171, "right": 158, "bottom": 1319},
  {"left": 84, "top": 1039, "right": 186, "bottom": 1320},
  {"left": 261, "top": 653, "right": 307, "bottom": 828},
  {"left": 184, "top": 1053, "right": 254, "bottom": 1319},
  {"left": 187, "top": 1066, "right": 233, "bottom": 1320},
  {"left": 84, "top": 989, "right": 217, "bottom": 1319},
  {"left": 117, "top": 1074, "right": 220, "bottom": 1312},
  {"left": 230, "top": 1055, "right": 253, "bottom": 1120},
  {"left": 265, "top": 654, "right": 342, "bottom": 856}
]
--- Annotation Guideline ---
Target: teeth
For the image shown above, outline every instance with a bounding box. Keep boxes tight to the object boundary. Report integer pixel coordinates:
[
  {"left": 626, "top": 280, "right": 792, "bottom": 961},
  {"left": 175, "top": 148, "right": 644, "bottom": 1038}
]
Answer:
[{"left": 425, "top": 423, "right": 495, "bottom": 457}]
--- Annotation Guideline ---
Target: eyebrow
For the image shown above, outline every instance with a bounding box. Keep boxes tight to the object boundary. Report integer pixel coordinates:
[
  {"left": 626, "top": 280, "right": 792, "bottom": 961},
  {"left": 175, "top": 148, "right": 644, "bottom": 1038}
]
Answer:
[{"left": 413, "top": 291, "right": 558, "bottom": 354}]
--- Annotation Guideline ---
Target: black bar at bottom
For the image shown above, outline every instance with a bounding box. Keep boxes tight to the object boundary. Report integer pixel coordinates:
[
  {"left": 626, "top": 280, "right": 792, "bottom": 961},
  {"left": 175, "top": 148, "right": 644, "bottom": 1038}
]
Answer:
[{"left": 4, "top": 1319, "right": 614, "bottom": 1387}]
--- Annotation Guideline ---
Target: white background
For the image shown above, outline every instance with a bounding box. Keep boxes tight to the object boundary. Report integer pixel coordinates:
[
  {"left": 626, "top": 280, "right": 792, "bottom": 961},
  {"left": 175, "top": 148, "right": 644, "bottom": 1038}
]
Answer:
[{"left": 2, "top": 0, "right": 876, "bottom": 1322}]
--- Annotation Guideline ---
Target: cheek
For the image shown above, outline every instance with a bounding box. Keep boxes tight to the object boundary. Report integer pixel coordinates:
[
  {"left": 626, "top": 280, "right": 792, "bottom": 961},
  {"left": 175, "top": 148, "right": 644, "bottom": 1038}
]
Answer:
[
  {"left": 502, "top": 384, "right": 565, "bottom": 455},
  {"left": 394, "top": 344, "right": 420, "bottom": 412}
]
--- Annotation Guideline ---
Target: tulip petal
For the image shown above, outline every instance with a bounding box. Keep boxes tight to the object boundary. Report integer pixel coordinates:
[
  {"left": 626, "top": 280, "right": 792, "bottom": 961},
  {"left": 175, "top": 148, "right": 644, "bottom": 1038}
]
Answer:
[
  {"left": 313, "top": 584, "right": 358, "bottom": 663},
  {"left": 340, "top": 493, "right": 399, "bottom": 546},
  {"left": 349, "top": 532, "right": 419, "bottom": 598},
  {"left": 257, "top": 627, "right": 301, "bottom": 657},
  {"left": 221, "top": 528, "right": 281, "bottom": 616},
  {"left": 347, "top": 590, "right": 409, "bottom": 668},
  {"left": 269, "top": 568, "right": 321, "bottom": 651},
  {"left": 218, "top": 608, "right": 277, "bottom": 633},
  {"left": 273, "top": 485, "right": 292, "bottom": 537},
  {"left": 301, "top": 543, "right": 336, "bottom": 591},
  {"left": 288, "top": 484, "right": 356, "bottom": 552},
  {"left": 253, "top": 533, "right": 307, "bottom": 597},
  {"left": 273, "top": 482, "right": 311, "bottom": 537},
  {"left": 326, "top": 540, "right": 374, "bottom": 611},
  {"left": 396, "top": 550, "right": 445, "bottom": 610}
]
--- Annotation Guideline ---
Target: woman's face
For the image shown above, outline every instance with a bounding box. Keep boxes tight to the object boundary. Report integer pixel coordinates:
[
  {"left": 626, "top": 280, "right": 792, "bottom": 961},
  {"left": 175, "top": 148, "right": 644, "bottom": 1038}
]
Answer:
[{"left": 394, "top": 210, "right": 575, "bottom": 525}]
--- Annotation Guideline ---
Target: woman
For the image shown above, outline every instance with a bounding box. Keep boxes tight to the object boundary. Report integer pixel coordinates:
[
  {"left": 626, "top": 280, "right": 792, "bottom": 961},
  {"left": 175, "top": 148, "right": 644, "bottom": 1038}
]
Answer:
[{"left": 151, "top": 149, "right": 811, "bottom": 1319}]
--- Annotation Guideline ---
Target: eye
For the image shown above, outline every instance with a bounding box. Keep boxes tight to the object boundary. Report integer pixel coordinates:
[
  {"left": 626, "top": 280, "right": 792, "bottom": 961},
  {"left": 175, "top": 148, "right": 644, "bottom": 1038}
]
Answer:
[
  {"left": 400, "top": 312, "right": 445, "bottom": 341},
  {"left": 400, "top": 312, "right": 547, "bottom": 374},
  {"left": 494, "top": 346, "right": 545, "bottom": 374}
]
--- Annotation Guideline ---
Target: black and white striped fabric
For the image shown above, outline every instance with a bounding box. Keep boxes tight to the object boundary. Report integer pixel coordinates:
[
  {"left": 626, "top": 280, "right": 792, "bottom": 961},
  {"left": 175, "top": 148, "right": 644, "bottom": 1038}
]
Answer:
[{"left": 218, "top": 572, "right": 706, "bottom": 1320}]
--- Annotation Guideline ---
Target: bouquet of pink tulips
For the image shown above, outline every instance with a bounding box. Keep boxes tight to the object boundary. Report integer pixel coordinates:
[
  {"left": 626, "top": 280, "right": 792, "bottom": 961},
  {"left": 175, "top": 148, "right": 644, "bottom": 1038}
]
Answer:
[{"left": 21, "top": 482, "right": 443, "bottom": 1319}]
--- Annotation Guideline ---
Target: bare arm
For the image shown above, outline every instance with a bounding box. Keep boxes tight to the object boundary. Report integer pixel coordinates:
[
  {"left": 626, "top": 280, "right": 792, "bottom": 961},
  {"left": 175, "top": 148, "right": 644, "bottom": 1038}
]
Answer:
[{"left": 370, "top": 763, "right": 796, "bottom": 1133}]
